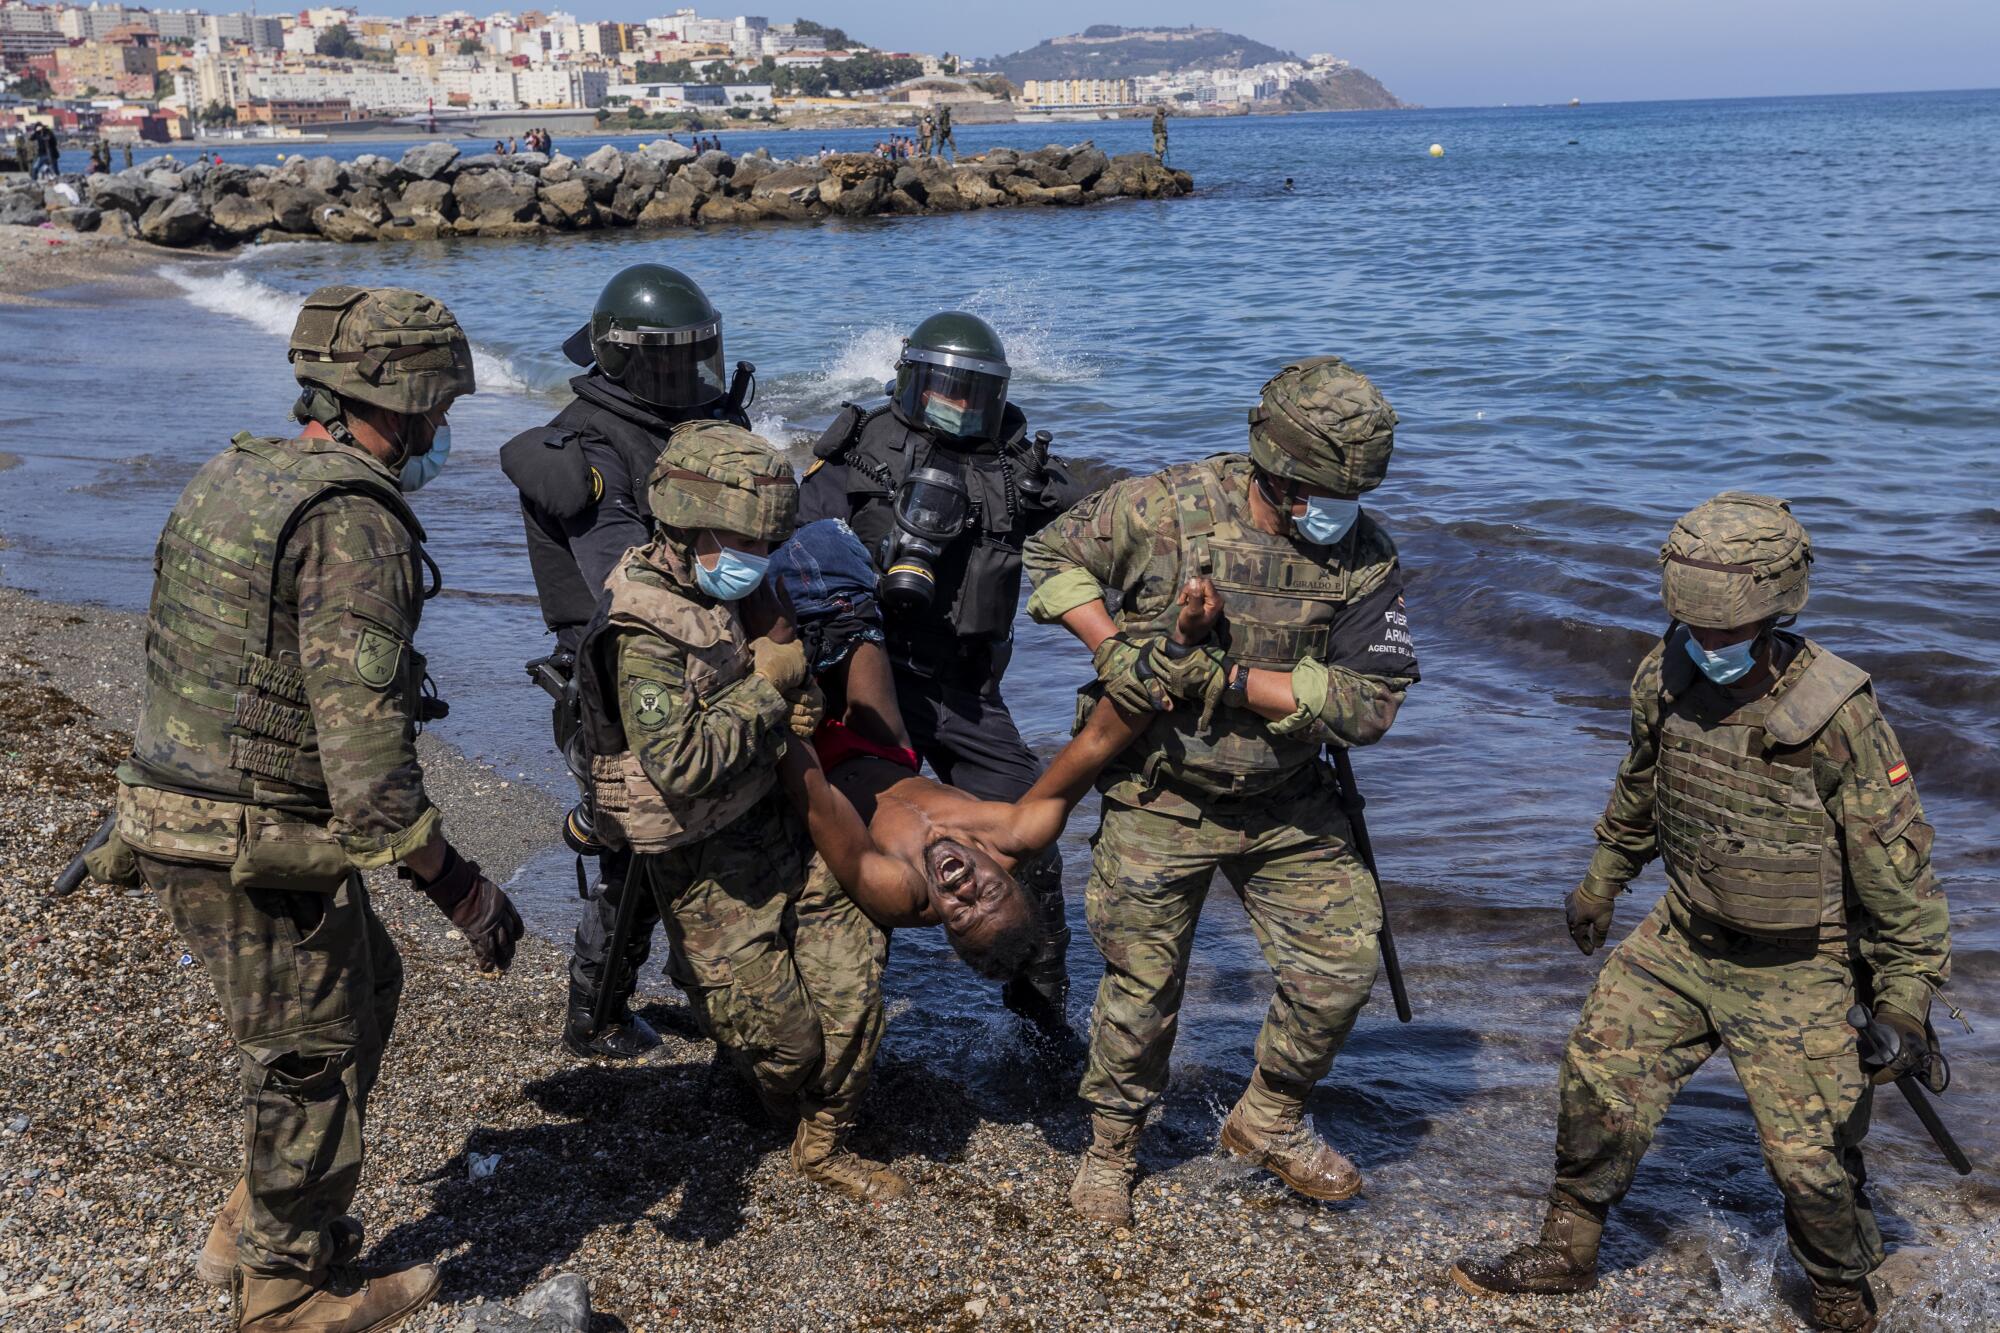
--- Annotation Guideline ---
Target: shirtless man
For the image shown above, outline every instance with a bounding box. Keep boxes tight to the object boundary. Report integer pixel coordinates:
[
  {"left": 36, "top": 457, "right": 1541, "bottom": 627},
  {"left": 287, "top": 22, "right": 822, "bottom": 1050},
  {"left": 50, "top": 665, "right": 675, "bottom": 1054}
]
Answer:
[{"left": 769, "top": 518, "right": 1222, "bottom": 978}]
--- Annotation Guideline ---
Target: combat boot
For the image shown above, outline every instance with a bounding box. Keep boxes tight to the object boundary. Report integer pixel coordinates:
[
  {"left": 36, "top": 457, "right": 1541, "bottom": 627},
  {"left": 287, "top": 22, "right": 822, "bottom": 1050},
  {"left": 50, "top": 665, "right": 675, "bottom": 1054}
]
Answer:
[
  {"left": 1449, "top": 1199, "right": 1603, "bottom": 1297},
  {"left": 560, "top": 979, "right": 662, "bottom": 1061},
  {"left": 1808, "top": 1276, "right": 1878, "bottom": 1332},
  {"left": 789, "top": 1115, "right": 911, "bottom": 1202},
  {"left": 197, "top": 1179, "right": 364, "bottom": 1288},
  {"left": 1069, "top": 1112, "right": 1142, "bottom": 1226},
  {"left": 235, "top": 1262, "right": 439, "bottom": 1332},
  {"left": 1218, "top": 1069, "right": 1362, "bottom": 1201}
]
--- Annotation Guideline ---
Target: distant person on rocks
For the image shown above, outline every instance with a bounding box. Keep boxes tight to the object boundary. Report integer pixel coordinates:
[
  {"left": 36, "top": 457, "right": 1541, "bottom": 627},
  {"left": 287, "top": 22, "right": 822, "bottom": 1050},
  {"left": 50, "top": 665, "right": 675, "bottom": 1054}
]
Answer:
[
  {"left": 509, "top": 135, "right": 519, "bottom": 155},
  {"left": 89, "top": 137, "right": 109, "bottom": 174},
  {"left": 936, "top": 103, "right": 957, "bottom": 161},
  {"left": 918, "top": 109, "right": 934, "bottom": 159},
  {"left": 492, "top": 138, "right": 506, "bottom": 155},
  {"left": 12, "top": 130, "right": 29, "bottom": 175},
  {"left": 33, "top": 124, "right": 59, "bottom": 179},
  {"left": 1153, "top": 105, "right": 1170, "bottom": 161},
  {"left": 90, "top": 286, "right": 521, "bottom": 1332},
  {"left": 122, "top": 140, "right": 133, "bottom": 169}
]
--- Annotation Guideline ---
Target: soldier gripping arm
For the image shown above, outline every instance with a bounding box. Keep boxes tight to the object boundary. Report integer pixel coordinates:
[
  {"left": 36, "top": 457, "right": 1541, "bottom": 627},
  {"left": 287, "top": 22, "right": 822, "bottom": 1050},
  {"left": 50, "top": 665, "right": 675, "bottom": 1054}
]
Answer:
[
  {"left": 617, "top": 631, "right": 793, "bottom": 799},
  {"left": 1825, "top": 693, "right": 1950, "bottom": 1023},
  {"left": 293, "top": 494, "right": 439, "bottom": 867}
]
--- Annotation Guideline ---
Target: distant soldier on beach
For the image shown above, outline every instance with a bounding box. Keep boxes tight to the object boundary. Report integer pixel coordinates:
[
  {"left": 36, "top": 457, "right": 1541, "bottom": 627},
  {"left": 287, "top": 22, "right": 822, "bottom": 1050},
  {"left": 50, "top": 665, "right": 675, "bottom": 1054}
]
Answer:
[
  {"left": 501, "top": 263, "right": 753, "bottom": 1062},
  {"left": 936, "top": 103, "right": 957, "bottom": 161},
  {"left": 1024, "top": 357, "right": 1420, "bottom": 1226},
  {"left": 1152, "top": 105, "right": 1169, "bottom": 161},
  {"left": 89, "top": 286, "right": 522, "bottom": 1332},
  {"left": 1450, "top": 494, "right": 1952, "bottom": 1333},
  {"left": 918, "top": 109, "right": 935, "bottom": 159}
]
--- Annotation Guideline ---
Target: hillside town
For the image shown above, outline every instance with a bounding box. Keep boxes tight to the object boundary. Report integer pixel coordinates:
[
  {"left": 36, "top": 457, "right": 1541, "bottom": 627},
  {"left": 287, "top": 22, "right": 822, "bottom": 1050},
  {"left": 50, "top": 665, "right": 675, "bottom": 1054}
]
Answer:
[{"left": 0, "top": 3, "right": 1381, "bottom": 148}]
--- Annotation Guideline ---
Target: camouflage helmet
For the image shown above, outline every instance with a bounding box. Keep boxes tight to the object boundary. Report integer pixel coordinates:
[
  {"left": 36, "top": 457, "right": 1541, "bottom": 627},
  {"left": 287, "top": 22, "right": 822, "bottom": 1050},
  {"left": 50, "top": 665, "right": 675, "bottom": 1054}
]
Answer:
[
  {"left": 1247, "top": 356, "right": 1397, "bottom": 495},
  {"left": 287, "top": 285, "right": 476, "bottom": 416},
  {"left": 1659, "top": 492, "right": 1812, "bottom": 629},
  {"left": 648, "top": 422, "right": 797, "bottom": 542}
]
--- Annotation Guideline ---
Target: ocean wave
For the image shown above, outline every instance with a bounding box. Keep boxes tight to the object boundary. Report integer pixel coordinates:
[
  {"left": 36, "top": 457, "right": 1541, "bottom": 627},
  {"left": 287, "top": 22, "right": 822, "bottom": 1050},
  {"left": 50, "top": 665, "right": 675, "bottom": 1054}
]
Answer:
[{"left": 157, "top": 265, "right": 536, "bottom": 397}]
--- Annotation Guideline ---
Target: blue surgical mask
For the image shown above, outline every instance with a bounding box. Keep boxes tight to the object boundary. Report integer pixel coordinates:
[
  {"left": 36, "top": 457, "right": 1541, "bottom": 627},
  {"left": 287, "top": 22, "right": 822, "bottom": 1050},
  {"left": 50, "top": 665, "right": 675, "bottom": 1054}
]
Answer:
[
  {"left": 1295, "top": 495, "right": 1360, "bottom": 546},
  {"left": 398, "top": 422, "right": 450, "bottom": 493},
  {"left": 1685, "top": 632, "right": 1759, "bottom": 685},
  {"left": 695, "top": 546, "right": 770, "bottom": 601}
]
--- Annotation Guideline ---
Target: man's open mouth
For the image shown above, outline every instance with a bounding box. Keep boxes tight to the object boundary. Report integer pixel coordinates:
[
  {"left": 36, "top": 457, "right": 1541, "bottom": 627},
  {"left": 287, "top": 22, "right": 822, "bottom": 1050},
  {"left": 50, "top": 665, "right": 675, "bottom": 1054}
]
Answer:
[{"left": 930, "top": 843, "right": 972, "bottom": 890}]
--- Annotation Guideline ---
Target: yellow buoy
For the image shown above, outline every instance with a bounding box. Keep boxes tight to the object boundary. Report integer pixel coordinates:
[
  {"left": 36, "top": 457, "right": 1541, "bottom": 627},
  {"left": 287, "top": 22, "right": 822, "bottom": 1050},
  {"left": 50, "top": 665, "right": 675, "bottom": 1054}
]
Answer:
[{"left": 1429, "top": 143, "right": 1445, "bottom": 158}]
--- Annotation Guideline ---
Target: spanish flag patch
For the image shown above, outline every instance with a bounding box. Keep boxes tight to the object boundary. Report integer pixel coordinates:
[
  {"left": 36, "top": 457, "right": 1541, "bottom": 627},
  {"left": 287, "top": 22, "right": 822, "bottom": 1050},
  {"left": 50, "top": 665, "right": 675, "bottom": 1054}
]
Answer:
[{"left": 1888, "top": 762, "right": 1910, "bottom": 785}]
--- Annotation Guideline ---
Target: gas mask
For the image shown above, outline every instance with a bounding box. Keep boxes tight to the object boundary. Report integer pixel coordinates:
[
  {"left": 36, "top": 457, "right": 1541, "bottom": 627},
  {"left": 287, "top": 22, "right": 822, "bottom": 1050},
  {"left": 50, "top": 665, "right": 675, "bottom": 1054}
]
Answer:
[{"left": 879, "top": 465, "right": 970, "bottom": 614}]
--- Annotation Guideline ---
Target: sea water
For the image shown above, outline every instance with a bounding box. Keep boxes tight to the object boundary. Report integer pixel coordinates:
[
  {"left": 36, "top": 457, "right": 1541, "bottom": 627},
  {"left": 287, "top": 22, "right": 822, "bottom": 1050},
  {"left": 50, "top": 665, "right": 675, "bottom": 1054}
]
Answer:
[{"left": 4, "top": 92, "right": 1995, "bottom": 1312}]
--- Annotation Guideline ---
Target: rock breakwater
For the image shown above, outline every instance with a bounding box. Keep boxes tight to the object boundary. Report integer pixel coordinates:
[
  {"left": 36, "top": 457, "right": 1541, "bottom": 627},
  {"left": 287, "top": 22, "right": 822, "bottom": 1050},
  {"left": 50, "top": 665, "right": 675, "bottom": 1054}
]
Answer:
[{"left": 0, "top": 139, "right": 1192, "bottom": 250}]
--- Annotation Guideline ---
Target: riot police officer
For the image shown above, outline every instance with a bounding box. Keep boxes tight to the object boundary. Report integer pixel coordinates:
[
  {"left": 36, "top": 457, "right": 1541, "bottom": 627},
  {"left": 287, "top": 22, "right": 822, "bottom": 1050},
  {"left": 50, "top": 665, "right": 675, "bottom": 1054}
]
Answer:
[
  {"left": 798, "top": 312, "right": 1089, "bottom": 1033},
  {"left": 501, "top": 262, "right": 754, "bottom": 1060}
]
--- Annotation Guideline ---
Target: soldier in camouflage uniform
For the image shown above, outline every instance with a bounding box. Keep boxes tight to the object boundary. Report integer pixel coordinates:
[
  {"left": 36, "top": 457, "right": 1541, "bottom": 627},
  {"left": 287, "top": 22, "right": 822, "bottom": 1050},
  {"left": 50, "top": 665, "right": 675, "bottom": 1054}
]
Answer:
[
  {"left": 90, "top": 287, "right": 525, "bottom": 1333},
  {"left": 917, "top": 110, "right": 935, "bottom": 159},
  {"left": 572, "top": 423, "right": 906, "bottom": 1201},
  {"left": 1023, "top": 357, "right": 1421, "bottom": 1225},
  {"left": 1152, "top": 106, "right": 1169, "bottom": 162},
  {"left": 1450, "top": 493, "right": 1951, "bottom": 1333}
]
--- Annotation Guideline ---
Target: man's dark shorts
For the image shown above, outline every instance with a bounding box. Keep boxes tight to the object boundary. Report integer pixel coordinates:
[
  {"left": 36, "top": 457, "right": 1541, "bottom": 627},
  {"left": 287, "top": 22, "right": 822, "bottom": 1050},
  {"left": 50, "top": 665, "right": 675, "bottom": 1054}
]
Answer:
[{"left": 770, "top": 518, "right": 886, "bottom": 675}]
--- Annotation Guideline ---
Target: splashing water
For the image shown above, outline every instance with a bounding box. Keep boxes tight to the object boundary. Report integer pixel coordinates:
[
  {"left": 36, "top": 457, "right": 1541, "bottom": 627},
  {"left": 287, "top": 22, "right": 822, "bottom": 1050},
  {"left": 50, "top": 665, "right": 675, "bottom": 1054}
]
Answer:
[
  {"left": 1880, "top": 1221, "right": 2000, "bottom": 1332},
  {"left": 158, "top": 265, "right": 540, "bottom": 397},
  {"left": 1696, "top": 1209, "right": 1793, "bottom": 1326}
]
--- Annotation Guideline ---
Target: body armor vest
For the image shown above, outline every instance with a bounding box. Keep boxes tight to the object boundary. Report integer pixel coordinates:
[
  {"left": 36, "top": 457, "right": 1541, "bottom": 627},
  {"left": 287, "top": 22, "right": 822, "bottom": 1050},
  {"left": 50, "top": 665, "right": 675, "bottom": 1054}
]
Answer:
[
  {"left": 1654, "top": 634, "right": 1869, "bottom": 938},
  {"left": 818, "top": 402, "right": 1055, "bottom": 650},
  {"left": 126, "top": 433, "right": 425, "bottom": 814},
  {"left": 576, "top": 543, "right": 773, "bottom": 853},
  {"left": 1111, "top": 455, "right": 1369, "bottom": 800}
]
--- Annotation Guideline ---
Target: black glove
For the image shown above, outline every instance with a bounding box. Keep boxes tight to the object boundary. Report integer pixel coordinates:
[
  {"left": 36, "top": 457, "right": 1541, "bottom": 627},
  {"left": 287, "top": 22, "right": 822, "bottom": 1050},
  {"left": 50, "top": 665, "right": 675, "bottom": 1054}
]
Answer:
[
  {"left": 1565, "top": 876, "right": 1619, "bottom": 955},
  {"left": 416, "top": 845, "right": 524, "bottom": 973},
  {"left": 1872, "top": 1005, "right": 1929, "bottom": 1086}
]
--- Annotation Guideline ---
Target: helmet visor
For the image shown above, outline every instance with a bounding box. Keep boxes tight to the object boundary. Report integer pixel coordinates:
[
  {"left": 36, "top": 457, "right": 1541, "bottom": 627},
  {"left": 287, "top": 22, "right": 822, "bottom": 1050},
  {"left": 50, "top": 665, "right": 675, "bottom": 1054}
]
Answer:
[
  {"left": 604, "top": 321, "right": 726, "bottom": 410},
  {"left": 895, "top": 351, "right": 1009, "bottom": 442}
]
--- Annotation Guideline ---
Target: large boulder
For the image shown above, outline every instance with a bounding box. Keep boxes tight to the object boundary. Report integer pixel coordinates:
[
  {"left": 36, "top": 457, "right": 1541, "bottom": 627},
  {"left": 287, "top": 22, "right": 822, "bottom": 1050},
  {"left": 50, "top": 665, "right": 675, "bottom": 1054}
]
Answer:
[
  {"left": 342, "top": 186, "right": 392, "bottom": 226},
  {"left": 945, "top": 167, "right": 1007, "bottom": 209},
  {"left": 607, "top": 156, "right": 665, "bottom": 221},
  {"left": 51, "top": 205, "right": 102, "bottom": 232},
  {"left": 452, "top": 169, "right": 541, "bottom": 233},
  {"left": 396, "top": 178, "right": 455, "bottom": 222},
  {"left": 580, "top": 144, "right": 625, "bottom": 181},
  {"left": 398, "top": 141, "right": 460, "bottom": 181},
  {"left": 313, "top": 202, "right": 379, "bottom": 243},
  {"left": 0, "top": 189, "right": 48, "bottom": 226},
  {"left": 694, "top": 149, "right": 733, "bottom": 178},
  {"left": 86, "top": 173, "right": 156, "bottom": 219},
  {"left": 266, "top": 184, "right": 336, "bottom": 233},
  {"left": 567, "top": 168, "right": 617, "bottom": 205},
  {"left": 1001, "top": 175, "right": 1084, "bottom": 206},
  {"left": 675, "top": 163, "right": 721, "bottom": 195},
  {"left": 538, "top": 178, "right": 595, "bottom": 229},
  {"left": 696, "top": 195, "right": 761, "bottom": 226},
  {"left": 636, "top": 139, "right": 694, "bottom": 167},
  {"left": 728, "top": 154, "right": 774, "bottom": 195},
  {"left": 300, "top": 155, "right": 347, "bottom": 195},
  {"left": 821, "top": 173, "right": 887, "bottom": 217},
  {"left": 1062, "top": 146, "right": 1109, "bottom": 189},
  {"left": 748, "top": 164, "right": 827, "bottom": 220},
  {"left": 512, "top": 151, "right": 549, "bottom": 175},
  {"left": 1095, "top": 152, "right": 1181, "bottom": 200},
  {"left": 209, "top": 193, "right": 275, "bottom": 241},
  {"left": 637, "top": 173, "right": 705, "bottom": 228},
  {"left": 139, "top": 193, "right": 208, "bottom": 247},
  {"left": 379, "top": 216, "right": 447, "bottom": 241},
  {"left": 455, "top": 153, "right": 510, "bottom": 173},
  {"left": 539, "top": 152, "right": 576, "bottom": 184}
]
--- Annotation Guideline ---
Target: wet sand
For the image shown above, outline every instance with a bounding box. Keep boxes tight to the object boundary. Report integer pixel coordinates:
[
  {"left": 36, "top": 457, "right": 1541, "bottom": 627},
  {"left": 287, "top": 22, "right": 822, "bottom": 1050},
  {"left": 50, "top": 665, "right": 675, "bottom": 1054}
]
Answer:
[{"left": 0, "top": 223, "right": 206, "bottom": 306}]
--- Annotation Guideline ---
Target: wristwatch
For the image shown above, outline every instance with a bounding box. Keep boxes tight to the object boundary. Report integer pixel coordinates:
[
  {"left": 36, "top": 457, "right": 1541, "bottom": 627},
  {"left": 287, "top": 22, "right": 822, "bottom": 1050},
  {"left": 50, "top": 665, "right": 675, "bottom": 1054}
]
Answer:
[{"left": 1222, "top": 660, "right": 1249, "bottom": 709}]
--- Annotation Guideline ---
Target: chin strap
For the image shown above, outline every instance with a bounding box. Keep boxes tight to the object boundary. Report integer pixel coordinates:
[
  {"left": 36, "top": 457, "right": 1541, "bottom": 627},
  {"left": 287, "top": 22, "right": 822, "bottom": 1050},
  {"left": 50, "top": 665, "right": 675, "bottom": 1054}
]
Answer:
[
  {"left": 1255, "top": 470, "right": 1300, "bottom": 540},
  {"left": 294, "top": 387, "right": 425, "bottom": 470}
]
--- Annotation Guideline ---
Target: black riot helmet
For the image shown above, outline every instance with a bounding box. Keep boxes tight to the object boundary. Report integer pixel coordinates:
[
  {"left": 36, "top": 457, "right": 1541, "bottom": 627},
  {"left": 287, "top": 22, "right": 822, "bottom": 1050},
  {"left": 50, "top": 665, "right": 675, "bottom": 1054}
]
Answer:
[
  {"left": 568, "top": 263, "right": 726, "bottom": 410},
  {"left": 892, "top": 311, "right": 1011, "bottom": 444}
]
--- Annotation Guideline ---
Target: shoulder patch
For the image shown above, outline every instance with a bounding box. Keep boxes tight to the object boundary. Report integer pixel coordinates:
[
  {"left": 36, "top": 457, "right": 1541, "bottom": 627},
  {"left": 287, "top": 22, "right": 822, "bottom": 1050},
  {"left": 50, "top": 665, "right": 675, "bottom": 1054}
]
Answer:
[
  {"left": 631, "top": 680, "right": 670, "bottom": 730},
  {"left": 354, "top": 625, "right": 403, "bottom": 689}
]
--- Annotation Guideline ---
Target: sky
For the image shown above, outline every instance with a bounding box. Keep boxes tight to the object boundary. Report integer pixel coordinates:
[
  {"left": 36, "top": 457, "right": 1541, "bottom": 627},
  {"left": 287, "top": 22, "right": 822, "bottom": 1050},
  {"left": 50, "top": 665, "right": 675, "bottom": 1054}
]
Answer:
[{"left": 433, "top": 0, "right": 2000, "bottom": 108}]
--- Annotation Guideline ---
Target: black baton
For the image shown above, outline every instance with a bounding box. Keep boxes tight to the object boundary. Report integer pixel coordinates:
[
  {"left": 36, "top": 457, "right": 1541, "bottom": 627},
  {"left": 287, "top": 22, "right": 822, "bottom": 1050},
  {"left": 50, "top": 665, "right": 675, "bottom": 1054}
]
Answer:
[
  {"left": 1331, "top": 747, "right": 1412, "bottom": 1023},
  {"left": 1849, "top": 1003, "right": 1973, "bottom": 1176},
  {"left": 54, "top": 813, "right": 114, "bottom": 897},
  {"left": 589, "top": 862, "right": 648, "bottom": 1040}
]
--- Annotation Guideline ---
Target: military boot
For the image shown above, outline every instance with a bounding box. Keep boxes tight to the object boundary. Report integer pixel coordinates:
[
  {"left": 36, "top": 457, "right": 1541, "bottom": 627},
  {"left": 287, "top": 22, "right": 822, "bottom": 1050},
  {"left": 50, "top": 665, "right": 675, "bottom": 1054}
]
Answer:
[
  {"left": 1218, "top": 1069, "right": 1362, "bottom": 1201},
  {"left": 235, "top": 1262, "right": 439, "bottom": 1333},
  {"left": 1808, "top": 1276, "right": 1878, "bottom": 1332},
  {"left": 1069, "top": 1112, "right": 1143, "bottom": 1226},
  {"left": 197, "top": 1179, "right": 364, "bottom": 1288},
  {"left": 560, "top": 979, "right": 662, "bottom": 1061},
  {"left": 789, "top": 1114, "right": 910, "bottom": 1202},
  {"left": 1449, "top": 1200, "right": 1603, "bottom": 1297}
]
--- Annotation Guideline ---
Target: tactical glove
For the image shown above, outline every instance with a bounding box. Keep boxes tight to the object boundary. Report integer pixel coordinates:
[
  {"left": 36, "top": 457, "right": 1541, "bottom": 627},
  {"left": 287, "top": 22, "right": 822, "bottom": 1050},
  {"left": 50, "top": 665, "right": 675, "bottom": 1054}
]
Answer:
[
  {"left": 1871, "top": 1005, "right": 1929, "bottom": 1086},
  {"left": 1565, "top": 875, "right": 1620, "bottom": 955},
  {"left": 751, "top": 636, "right": 809, "bottom": 695},
  {"left": 1092, "top": 633, "right": 1171, "bottom": 715},
  {"left": 787, "top": 681, "right": 827, "bottom": 741},
  {"left": 416, "top": 845, "right": 524, "bottom": 973},
  {"left": 1144, "top": 639, "right": 1229, "bottom": 730}
]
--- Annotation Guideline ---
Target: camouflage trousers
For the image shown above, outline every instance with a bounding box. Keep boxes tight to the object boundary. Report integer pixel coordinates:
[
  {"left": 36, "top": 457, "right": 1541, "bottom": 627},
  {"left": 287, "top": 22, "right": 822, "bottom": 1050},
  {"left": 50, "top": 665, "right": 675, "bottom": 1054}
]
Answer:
[
  {"left": 1079, "top": 768, "right": 1383, "bottom": 1121},
  {"left": 1554, "top": 895, "right": 1881, "bottom": 1284},
  {"left": 141, "top": 855, "right": 401, "bottom": 1277},
  {"left": 641, "top": 794, "right": 888, "bottom": 1125}
]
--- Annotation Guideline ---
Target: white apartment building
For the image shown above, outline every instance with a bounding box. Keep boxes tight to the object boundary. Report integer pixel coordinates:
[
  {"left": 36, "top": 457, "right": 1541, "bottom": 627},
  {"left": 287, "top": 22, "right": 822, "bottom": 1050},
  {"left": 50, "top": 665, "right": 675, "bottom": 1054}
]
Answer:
[{"left": 515, "top": 63, "right": 605, "bottom": 107}]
